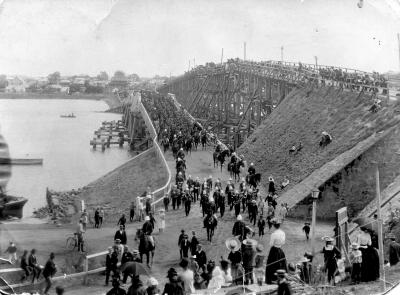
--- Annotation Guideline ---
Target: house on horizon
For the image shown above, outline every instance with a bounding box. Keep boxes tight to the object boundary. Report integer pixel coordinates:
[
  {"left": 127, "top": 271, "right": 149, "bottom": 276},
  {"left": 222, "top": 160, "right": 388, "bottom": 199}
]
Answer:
[{"left": 5, "top": 76, "right": 27, "bottom": 93}]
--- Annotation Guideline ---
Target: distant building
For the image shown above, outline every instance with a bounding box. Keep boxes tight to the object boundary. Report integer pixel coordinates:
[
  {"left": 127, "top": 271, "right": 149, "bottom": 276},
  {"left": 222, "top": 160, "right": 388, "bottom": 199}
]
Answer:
[{"left": 5, "top": 77, "right": 27, "bottom": 93}]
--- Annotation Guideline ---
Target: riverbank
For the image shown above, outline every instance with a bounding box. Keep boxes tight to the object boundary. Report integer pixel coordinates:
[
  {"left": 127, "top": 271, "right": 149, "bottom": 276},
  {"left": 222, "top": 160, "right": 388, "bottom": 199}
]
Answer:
[
  {"left": 31, "top": 148, "right": 167, "bottom": 224},
  {"left": 0, "top": 92, "right": 121, "bottom": 109}
]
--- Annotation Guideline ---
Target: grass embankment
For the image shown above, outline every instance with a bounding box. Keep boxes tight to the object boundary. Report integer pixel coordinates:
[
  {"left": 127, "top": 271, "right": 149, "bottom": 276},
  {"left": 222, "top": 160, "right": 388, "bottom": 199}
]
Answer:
[{"left": 239, "top": 86, "right": 400, "bottom": 212}]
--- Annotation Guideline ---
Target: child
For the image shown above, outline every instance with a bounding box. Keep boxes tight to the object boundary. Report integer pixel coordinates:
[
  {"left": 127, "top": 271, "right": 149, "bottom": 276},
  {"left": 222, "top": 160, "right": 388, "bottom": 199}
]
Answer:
[
  {"left": 257, "top": 215, "right": 266, "bottom": 238},
  {"left": 349, "top": 242, "right": 362, "bottom": 284},
  {"left": 302, "top": 222, "right": 310, "bottom": 240},
  {"left": 5, "top": 241, "right": 17, "bottom": 264}
]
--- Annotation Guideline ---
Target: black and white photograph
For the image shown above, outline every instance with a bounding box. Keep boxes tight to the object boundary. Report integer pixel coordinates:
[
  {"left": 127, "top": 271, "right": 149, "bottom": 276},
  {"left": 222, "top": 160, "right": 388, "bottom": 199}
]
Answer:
[{"left": 0, "top": 0, "right": 400, "bottom": 294}]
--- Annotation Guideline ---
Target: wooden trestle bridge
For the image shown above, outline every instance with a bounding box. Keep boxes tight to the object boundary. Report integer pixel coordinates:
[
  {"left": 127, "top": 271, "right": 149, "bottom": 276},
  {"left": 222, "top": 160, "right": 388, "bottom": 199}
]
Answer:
[{"left": 157, "top": 59, "right": 390, "bottom": 149}]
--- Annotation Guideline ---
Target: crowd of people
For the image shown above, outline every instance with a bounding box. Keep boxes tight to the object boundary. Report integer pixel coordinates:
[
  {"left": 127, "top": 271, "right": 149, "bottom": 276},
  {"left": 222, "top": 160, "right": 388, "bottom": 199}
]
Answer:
[{"left": 169, "top": 58, "right": 389, "bottom": 97}]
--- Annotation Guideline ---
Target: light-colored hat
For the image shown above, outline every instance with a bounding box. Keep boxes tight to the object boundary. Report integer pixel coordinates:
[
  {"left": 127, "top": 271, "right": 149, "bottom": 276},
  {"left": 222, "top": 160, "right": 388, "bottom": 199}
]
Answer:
[
  {"left": 147, "top": 277, "right": 158, "bottom": 286},
  {"left": 298, "top": 257, "right": 310, "bottom": 263},
  {"left": 242, "top": 239, "right": 257, "bottom": 247},
  {"left": 190, "top": 255, "right": 197, "bottom": 259},
  {"left": 351, "top": 242, "right": 359, "bottom": 249},
  {"left": 275, "top": 269, "right": 287, "bottom": 277},
  {"left": 322, "top": 236, "right": 334, "bottom": 243},
  {"left": 237, "top": 215, "right": 243, "bottom": 221},
  {"left": 115, "top": 239, "right": 121, "bottom": 243},
  {"left": 250, "top": 163, "right": 254, "bottom": 166},
  {"left": 145, "top": 216, "right": 150, "bottom": 221},
  {"left": 132, "top": 249, "right": 139, "bottom": 254},
  {"left": 225, "top": 238, "right": 240, "bottom": 252},
  {"left": 269, "top": 176, "right": 274, "bottom": 182}
]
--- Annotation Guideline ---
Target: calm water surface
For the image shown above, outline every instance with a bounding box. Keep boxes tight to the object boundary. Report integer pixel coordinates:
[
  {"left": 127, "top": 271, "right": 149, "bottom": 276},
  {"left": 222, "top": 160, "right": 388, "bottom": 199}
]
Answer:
[{"left": 0, "top": 99, "right": 133, "bottom": 217}]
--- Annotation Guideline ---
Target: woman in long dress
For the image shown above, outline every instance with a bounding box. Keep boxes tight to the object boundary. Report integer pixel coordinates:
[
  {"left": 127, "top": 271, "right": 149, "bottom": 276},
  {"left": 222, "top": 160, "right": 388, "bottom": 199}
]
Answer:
[
  {"left": 265, "top": 219, "right": 287, "bottom": 284},
  {"left": 357, "top": 227, "right": 379, "bottom": 282}
]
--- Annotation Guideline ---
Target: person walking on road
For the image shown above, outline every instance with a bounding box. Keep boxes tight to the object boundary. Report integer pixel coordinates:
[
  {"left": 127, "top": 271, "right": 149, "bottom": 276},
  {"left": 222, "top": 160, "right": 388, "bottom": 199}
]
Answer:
[{"left": 42, "top": 252, "right": 57, "bottom": 295}]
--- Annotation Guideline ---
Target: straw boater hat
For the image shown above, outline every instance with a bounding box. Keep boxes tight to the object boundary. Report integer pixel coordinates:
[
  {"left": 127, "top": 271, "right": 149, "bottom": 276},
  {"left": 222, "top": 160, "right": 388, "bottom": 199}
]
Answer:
[
  {"left": 237, "top": 215, "right": 243, "bottom": 221},
  {"left": 298, "top": 257, "right": 310, "bottom": 263},
  {"left": 225, "top": 238, "right": 240, "bottom": 252},
  {"left": 351, "top": 242, "right": 360, "bottom": 250},
  {"left": 145, "top": 216, "right": 150, "bottom": 221},
  {"left": 269, "top": 176, "right": 274, "bottom": 182},
  {"left": 242, "top": 238, "right": 258, "bottom": 248}
]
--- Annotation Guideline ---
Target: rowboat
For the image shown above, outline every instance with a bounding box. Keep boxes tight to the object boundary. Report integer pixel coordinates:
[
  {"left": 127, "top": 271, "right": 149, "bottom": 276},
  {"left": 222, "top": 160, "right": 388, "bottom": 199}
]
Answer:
[
  {"left": 9, "top": 158, "right": 43, "bottom": 165},
  {"left": 0, "top": 194, "right": 28, "bottom": 219},
  {"left": 60, "top": 114, "right": 76, "bottom": 118}
]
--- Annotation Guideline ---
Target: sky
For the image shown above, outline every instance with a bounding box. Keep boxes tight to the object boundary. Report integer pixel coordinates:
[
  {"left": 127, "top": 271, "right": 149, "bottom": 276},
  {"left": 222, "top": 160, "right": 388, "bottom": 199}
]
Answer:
[{"left": 0, "top": 0, "right": 398, "bottom": 77}]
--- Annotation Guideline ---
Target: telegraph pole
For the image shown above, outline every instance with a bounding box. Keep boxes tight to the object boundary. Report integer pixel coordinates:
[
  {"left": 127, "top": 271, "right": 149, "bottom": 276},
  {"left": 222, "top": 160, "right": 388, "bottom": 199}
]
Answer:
[
  {"left": 311, "top": 190, "right": 320, "bottom": 256},
  {"left": 244, "top": 42, "right": 247, "bottom": 61},
  {"left": 221, "top": 48, "right": 224, "bottom": 64},
  {"left": 375, "top": 165, "right": 385, "bottom": 292},
  {"left": 281, "top": 46, "right": 284, "bottom": 62}
]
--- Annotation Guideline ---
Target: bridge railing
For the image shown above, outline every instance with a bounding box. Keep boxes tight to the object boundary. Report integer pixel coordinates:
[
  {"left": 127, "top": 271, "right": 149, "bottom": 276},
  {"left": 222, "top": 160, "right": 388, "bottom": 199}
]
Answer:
[{"left": 162, "top": 59, "right": 390, "bottom": 98}]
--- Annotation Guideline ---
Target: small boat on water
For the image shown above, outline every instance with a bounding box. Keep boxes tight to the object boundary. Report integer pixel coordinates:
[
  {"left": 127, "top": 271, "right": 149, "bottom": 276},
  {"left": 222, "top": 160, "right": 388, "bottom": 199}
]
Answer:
[
  {"left": 60, "top": 113, "right": 76, "bottom": 118},
  {"left": 0, "top": 193, "right": 28, "bottom": 219},
  {"left": 9, "top": 158, "right": 43, "bottom": 165}
]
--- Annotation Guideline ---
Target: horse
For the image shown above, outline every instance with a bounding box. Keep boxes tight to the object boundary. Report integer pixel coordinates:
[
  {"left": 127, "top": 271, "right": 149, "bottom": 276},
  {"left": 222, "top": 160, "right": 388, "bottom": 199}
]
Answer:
[
  {"left": 246, "top": 173, "right": 261, "bottom": 188},
  {"left": 184, "top": 137, "right": 193, "bottom": 155},
  {"left": 229, "top": 159, "right": 245, "bottom": 182},
  {"left": 135, "top": 229, "right": 155, "bottom": 267},
  {"left": 171, "top": 142, "right": 179, "bottom": 159},
  {"left": 194, "top": 133, "right": 200, "bottom": 150},
  {"left": 201, "top": 134, "right": 207, "bottom": 150},
  {"left": 161, "top": 137, "right": 169, "bottom": 153},
  {"left": 203, "top": 214, "right": 218, "bottom": 242},
  {"left": 213, "top": 149, "right": 229, "bottom": 172}
]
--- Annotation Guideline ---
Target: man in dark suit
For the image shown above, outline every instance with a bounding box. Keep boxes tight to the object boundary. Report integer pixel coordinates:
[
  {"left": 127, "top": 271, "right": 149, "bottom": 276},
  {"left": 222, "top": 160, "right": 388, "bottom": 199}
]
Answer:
[
  {"left": 195, "top": 244, "right": 207, "bottom": 272},
  {"left": 114, "top": 225, "right": 127, "bottom": 245},
  {"left": 28, "top": 249, "right": 41, "bottom": 283}
]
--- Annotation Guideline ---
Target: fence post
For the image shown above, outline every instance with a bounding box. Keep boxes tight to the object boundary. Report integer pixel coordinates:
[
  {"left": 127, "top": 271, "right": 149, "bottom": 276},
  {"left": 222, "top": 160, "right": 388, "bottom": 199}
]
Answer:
[{"left": 83, "top": 255, "right": 89, "bottom": 285}]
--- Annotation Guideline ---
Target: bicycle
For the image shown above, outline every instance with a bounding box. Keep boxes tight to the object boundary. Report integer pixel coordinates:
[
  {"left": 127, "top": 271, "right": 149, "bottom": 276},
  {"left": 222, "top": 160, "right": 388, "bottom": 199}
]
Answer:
[{"left": 65, "top": 233, "right": 86, "bottom": 252}]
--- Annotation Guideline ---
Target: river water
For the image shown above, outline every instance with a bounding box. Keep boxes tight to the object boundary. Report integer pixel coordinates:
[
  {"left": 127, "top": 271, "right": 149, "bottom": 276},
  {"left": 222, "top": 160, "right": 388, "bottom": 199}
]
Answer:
[{"left": 0, "top": 99, "right": 133, "bottom": 217}]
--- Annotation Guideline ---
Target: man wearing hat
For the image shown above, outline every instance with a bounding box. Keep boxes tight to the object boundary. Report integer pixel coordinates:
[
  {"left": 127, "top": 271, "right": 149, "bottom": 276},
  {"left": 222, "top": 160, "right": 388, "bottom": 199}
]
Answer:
[
  {"left": 232, "top": 215, "right": 246, "bottom": 241},
  {"left": 195, "top": 244, "right": 207, "bottom": 272},
  {"left": 142, "top": 216, "right": 153, "bottom": 235},
  {"left": 226, "top": 238, "right": 241, "bottom": 284},
  {"left": 190, "top": 231, "right": 199, "bottom": 255},
  {"left": 265, "top": 219, "right": 287, "bottom": 284},
  {"left": 276, "top": 270, "right": 292, "bottom": 295},
  {"left": 162, "top": 268, "right": 184, "bottom": 295},
  {"left": 107, "top": 278, "right": 127, "bottom": 295},
  {"left": 178, "top": 230, "right": 185, "bottom": 259},
  {"left": 387, "top": 233, "right": 400, "bottom": 266},
  {"left": 320, "top": 236, "right": 341, "bottom": 284},
  {"left": 114, "top": 225, "right": 127, "bottom": 245},
  {"left": 132, "top": 249, "right": 141, "bottom": 263},
  {"left": 242, "top": 239, "right": 257, "bottom": 285},
  {"left": 302, "top": 222, "right": 311, "bottom": 240},
  {"left": 180, "top": 234, "right": 190, "bottom": 258},
  {"left": 105, "top": 247, "right": 118, "bottom": 286}
]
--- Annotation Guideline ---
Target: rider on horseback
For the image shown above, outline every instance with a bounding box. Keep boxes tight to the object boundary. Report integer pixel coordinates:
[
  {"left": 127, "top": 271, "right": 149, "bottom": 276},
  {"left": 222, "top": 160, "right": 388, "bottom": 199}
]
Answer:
[{"left": 177, "top": 148, "right": 185, "bottom": 160}]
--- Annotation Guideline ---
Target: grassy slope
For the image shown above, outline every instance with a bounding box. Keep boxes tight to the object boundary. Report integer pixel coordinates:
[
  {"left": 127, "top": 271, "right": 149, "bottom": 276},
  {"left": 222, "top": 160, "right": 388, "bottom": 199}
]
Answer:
[
  {"left": 239, "top": 86, "right": 400, "bottom": 205},
  {"left": 77, "top": 149, "right": 168, "bottom": 223}
]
